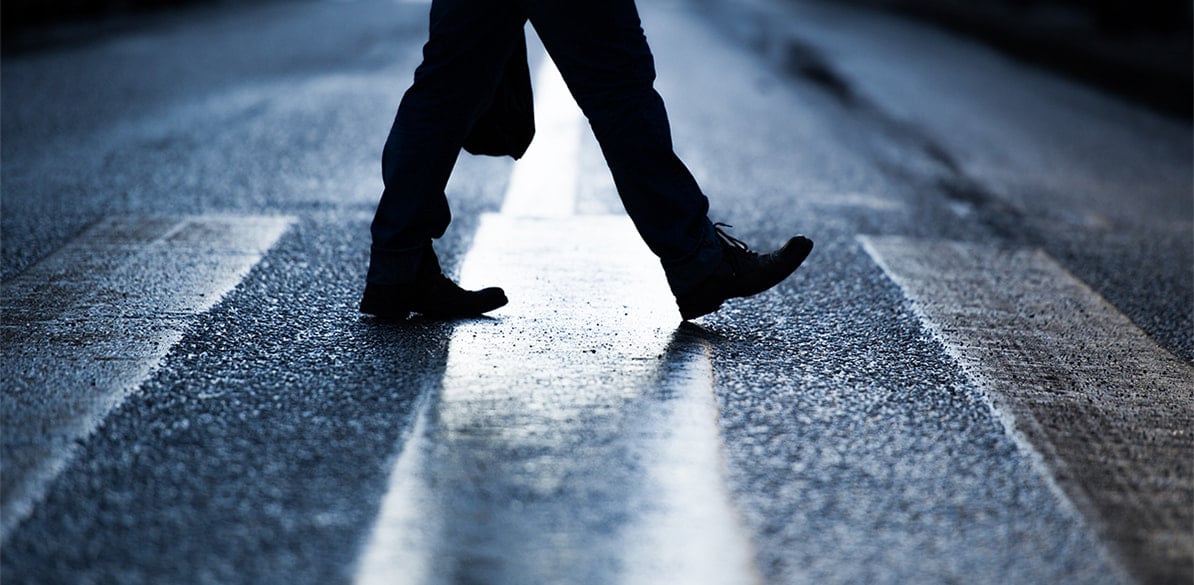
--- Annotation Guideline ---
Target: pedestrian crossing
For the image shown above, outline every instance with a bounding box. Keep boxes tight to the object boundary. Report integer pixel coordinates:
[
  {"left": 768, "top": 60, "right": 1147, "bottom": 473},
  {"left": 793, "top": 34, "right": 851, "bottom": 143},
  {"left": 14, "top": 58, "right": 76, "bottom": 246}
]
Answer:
[
  {"left": 2, "top": 35, "right": 1190, "bottom": 585},
  {"left": 350, "top": 52, "right": 1189, "bottom": 583}
]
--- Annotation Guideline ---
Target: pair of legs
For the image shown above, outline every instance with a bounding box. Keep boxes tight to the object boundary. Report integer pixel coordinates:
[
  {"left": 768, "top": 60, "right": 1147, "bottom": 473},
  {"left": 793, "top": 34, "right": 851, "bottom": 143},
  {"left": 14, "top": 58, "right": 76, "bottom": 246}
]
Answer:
[{"left": 367, "top": 0, "right": 723, "bottom": 296}]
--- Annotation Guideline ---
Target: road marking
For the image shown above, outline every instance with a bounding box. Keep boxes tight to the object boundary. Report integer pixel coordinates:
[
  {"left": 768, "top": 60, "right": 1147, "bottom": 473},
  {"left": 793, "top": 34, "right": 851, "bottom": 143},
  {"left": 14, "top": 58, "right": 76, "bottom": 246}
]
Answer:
[
  {"left": 1, "top": 215, "right": 293, "bottom": 541},
  {"left": 618, "top": 335, "right": 761, "bottom": 585},
  {"left": 859, "top": 235, "right": 1193, "bottom": 583},
  {"left": 354, "top": 55, "right": 760, "bottom": 585},
  {"left": 500, "top": 55, "right": 583, "bottom": 217}
]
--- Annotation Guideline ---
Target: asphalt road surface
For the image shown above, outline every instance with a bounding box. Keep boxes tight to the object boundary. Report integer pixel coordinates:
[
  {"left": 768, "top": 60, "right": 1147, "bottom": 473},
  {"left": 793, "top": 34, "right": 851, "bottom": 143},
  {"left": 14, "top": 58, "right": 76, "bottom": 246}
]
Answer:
[{"left": 2, "top": 0, "right": 1191, "bottom": 583}]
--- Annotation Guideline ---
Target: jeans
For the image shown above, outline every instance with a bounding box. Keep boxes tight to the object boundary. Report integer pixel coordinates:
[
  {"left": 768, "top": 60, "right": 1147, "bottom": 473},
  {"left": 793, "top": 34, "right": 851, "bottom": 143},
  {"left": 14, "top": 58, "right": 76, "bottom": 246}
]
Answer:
[{"left": 368, "top": 0, "right": 723, "bottom": 295}]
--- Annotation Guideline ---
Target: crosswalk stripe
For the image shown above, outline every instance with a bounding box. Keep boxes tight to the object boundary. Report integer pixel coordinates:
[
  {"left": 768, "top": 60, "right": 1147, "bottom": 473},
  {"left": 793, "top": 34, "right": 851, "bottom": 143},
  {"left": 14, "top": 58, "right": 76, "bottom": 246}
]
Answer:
[
  {"left": 0, "top": 215, "right": 293, "bottom": 541},
  {"left": 353, "top": 53, "right": 760, "bottom": 584},
  {"left": 859, "top": 235, "right": 1193, "bottom": 582},
  {"left": 500, "top": 54, "right": 583, "bottom": 218}
]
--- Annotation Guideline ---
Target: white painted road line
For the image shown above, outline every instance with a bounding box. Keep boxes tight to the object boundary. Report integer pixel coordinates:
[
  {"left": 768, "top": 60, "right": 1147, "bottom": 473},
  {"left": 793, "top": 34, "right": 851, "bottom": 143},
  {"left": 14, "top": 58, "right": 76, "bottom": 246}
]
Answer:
[
  {"left": 618, "top": 336, "right": 762, "bottom": 585},
  {"left": 356, "top": 216, "right": 760, "bottom": 585},
  {"left": 1, "top": 215, "right": 293, "bottom": 541},
  {"left": 859, "top": 236, "right": 1194, "bottom": 583},
  {"left": 500, "top": 54, "right": 584, "bottom": 218},
  {"left": 354, "top": 55, "right": 760, "bottom": 584}
]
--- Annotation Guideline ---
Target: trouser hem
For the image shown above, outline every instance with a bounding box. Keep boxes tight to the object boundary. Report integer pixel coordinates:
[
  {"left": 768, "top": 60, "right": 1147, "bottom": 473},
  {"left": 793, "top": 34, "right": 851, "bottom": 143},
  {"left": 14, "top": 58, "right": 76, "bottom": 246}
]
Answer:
[
  {"left": 662, "top": 221, "right": 723, "bottom": 296},
  {"left": 366, "top": 243, "right": 428, "bottom": 286}
]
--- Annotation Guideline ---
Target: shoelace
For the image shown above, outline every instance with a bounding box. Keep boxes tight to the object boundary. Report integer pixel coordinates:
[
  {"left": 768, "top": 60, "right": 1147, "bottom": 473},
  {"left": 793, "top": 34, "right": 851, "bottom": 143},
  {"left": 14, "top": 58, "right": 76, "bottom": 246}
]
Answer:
[
  {"left": 713, "top": 222, "right": 754, "bottom": 253},
  {"left": 712, "top": 223, "right": 758, "bottom": 274}
]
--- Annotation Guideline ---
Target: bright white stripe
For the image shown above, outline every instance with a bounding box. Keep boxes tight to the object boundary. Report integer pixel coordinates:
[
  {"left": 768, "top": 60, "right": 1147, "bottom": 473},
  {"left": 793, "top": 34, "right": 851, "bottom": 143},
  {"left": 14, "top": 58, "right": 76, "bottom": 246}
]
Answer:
[
  {"left": 859, "top": 235, "right": 1193, "bottom": 581},
  {"left": 353, "top": 395, "right": 436, "bottom": 585},
  {"left": 353, "top": 54, "right": 759, "bottom": 584},
  {"left": 620, "top": 339, "right": 762, "bottom": 585},
  {"left": 0, "top": 215, "right": 293, "bottom": 541},
  {"left": 499, "top": 55, "right": 583, "bottom": 218},
  {"left": 355, "top": 215, "right": 760, "bottom": 585}
]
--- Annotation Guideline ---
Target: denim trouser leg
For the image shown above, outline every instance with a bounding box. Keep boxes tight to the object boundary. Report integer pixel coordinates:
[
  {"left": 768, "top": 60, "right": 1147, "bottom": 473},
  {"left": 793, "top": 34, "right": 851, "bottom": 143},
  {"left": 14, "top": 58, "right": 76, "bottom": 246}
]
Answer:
[
  {"left": 369, "top": 0, "right": 723, "bottom": 294},
  {"left": 368, "top": 0, "right": 526, "bottom": 285},
  {"left": 523, "top": 0, "right": 722, "bottom": 294}
]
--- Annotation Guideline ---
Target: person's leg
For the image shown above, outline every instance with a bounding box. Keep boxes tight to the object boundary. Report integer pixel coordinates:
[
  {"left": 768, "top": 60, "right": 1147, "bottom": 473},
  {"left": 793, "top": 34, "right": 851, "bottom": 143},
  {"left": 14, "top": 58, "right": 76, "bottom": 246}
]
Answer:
[
  {"left": 368, "top": 0, "right": 527, "bottom": 287},
  {"left": 523, "top": 0, "right": 813, "bottom": 319},
  {"left": 520, "top": 0, "right": 723, "bottom": 296}
]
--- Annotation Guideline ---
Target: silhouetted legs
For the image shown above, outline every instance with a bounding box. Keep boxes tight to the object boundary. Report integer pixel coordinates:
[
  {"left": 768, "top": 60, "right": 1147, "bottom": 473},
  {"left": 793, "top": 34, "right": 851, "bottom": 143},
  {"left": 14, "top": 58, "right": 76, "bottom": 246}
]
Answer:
[{"left": 368, "top": 0, "right": 723, "bottom": 295}]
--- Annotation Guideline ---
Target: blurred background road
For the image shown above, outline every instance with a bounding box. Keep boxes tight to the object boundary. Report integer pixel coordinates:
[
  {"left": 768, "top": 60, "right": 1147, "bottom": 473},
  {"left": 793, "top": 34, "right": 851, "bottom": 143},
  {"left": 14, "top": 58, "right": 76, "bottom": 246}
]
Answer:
[{"left": 2, "top": 0, "right": 1190, "bottom": 583}]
